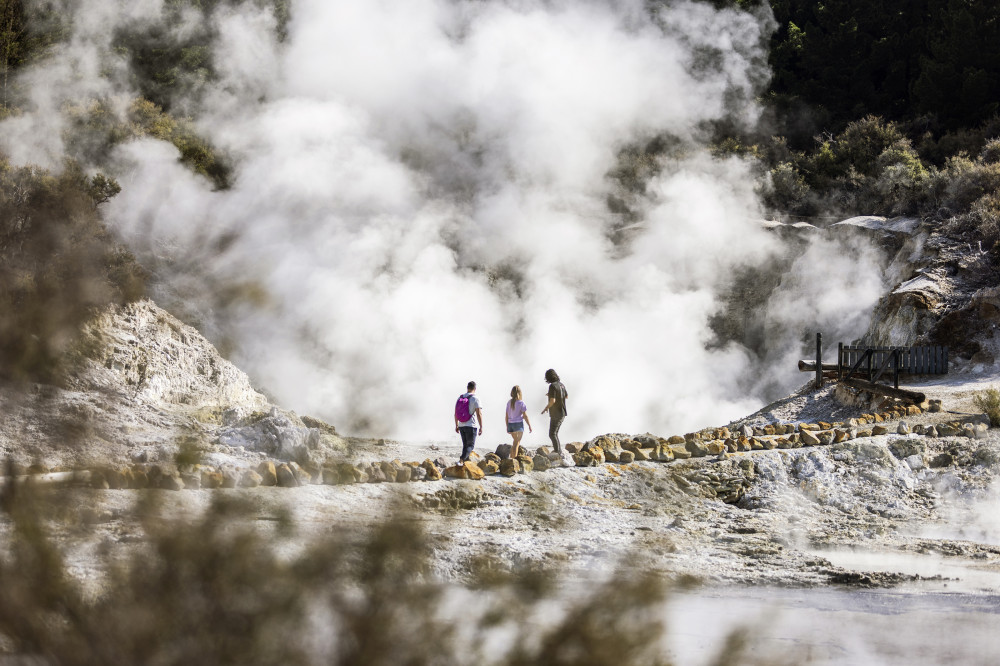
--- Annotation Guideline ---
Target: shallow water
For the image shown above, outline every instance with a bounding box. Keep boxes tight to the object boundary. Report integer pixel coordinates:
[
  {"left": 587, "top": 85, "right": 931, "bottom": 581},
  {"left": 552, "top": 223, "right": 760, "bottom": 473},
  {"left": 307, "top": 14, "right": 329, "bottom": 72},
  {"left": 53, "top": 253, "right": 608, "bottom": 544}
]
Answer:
[{"left": 665, "top": 585, "right": 1000, "bottom": 665}]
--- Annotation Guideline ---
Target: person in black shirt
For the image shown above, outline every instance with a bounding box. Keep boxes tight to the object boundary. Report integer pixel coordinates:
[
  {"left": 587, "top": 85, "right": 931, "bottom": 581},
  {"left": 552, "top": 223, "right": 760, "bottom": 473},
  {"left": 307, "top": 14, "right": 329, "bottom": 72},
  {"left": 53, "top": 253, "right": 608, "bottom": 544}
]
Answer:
[{"left": 541, "top": 368, "right": 568, "bottom": 453}]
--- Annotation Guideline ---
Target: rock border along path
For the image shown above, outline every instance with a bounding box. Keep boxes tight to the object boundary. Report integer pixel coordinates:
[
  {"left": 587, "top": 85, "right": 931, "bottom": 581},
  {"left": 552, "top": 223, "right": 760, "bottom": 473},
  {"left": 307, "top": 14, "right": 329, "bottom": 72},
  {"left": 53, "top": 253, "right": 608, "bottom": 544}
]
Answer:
[{"left": 3, "top": 395, "right": 990, "bottom": 499}]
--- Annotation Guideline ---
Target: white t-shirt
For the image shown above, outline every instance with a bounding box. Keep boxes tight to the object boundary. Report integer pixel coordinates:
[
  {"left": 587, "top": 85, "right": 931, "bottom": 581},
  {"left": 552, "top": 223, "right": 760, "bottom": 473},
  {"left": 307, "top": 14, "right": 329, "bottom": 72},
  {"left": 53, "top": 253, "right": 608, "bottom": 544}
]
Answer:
[{"left": 457, "top": 393, "right": 481, "bottom": 428}]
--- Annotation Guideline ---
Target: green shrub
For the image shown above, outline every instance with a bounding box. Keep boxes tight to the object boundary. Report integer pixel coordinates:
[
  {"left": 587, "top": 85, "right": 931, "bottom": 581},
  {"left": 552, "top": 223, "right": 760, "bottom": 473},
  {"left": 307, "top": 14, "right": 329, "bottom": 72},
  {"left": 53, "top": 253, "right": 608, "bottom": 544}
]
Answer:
[
  {"left": 981, "top": 138, "right": 1000, "bottom": 165},
  {"left": 973, "top": 387, "right": 1000, "bottom": 427}
]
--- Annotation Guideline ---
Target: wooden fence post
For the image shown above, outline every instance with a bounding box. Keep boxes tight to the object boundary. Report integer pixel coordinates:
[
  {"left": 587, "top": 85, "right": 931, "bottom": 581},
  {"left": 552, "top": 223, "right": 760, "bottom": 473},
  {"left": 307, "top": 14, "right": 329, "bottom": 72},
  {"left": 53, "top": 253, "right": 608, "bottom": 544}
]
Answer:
[{"left": 815, "top": 332, "right": 823, "bottom": 389}]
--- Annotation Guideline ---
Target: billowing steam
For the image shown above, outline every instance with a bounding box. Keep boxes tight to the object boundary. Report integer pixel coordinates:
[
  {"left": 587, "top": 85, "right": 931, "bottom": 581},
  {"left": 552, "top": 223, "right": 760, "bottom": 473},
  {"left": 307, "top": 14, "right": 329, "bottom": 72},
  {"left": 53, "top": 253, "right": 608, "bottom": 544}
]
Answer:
[{"left": 1, "top": 0, "right": 887, "bottom": 440}]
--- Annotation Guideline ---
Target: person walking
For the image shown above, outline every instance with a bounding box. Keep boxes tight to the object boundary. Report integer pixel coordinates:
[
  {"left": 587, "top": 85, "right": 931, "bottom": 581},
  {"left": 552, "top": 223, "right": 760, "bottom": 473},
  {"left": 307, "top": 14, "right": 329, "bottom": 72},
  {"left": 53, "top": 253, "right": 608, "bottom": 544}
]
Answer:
[
  {"left": 454, "top": 380, "right": 483, "bottom": 463},
  {"left": 506, "top": 385, "right": 532, "bottom": 459},
  {"left": 541, "top": 369, "right": 568, "bottom": 453}
]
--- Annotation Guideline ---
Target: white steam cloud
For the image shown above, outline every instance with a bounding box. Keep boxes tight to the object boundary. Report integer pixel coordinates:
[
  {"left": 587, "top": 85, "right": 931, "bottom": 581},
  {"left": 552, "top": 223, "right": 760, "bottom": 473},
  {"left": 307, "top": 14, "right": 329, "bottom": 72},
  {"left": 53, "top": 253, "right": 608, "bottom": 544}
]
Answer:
[{"left": 1, "top": 0, "right": 887, "bottom": 441}]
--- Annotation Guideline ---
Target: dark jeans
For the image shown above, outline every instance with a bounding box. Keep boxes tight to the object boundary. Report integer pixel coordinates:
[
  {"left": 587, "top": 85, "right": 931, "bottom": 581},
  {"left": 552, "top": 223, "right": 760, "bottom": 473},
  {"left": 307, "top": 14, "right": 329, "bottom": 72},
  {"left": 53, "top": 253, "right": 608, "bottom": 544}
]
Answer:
[
  {"left": 548, "top": 414, "right": 565, "bottom": 452},
  {"left": 458, "top": 426, "right": 477, "bottom": 461}
]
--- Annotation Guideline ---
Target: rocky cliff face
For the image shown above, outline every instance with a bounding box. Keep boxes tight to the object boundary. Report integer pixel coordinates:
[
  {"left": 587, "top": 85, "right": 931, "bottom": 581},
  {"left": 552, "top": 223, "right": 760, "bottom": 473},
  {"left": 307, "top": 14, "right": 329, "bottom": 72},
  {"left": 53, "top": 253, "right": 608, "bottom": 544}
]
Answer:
[{"left": 0, "top": 300, "right": 348, "bottom": 470}]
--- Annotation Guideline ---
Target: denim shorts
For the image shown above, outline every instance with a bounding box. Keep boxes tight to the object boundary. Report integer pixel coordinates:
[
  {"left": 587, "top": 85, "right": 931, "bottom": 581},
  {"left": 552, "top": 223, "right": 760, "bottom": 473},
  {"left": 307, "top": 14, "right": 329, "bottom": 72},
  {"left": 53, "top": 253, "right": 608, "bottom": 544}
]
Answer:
[{"left": 507, "top": 421, "right": 525, "bottom": 433}]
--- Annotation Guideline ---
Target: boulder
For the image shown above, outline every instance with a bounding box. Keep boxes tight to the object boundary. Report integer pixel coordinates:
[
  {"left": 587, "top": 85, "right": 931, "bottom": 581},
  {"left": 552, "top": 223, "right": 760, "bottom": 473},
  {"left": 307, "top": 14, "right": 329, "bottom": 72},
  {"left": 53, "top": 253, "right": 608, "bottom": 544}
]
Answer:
[
  {"left": 631, "top": 448, "right": 650, "bottom": 461},
  {"left": 288, "top": 462, "right": 313, "bottom": 485},
  {"left": 535, "top": 446, "right": 553, "bottom": 458},
  {"left": 257, "top": 461, "right": 278, "bottom": 486},
  {"left": 925, "top": 425, "right": 938, "bottom": 438},
  {"left": 532, "top": 454, "right": 551, "bottom": 471},
  {"left": 668, "top": 435, "right": 687, "bottom": 445},
  {"left": 463, "top": 461, "right": 485, "bottom": 480},
  {"left": 617, "top": 450, "right": 635, "bottom": 464},
  {"left": 936, "top": 423, "right": 962, "bottom": 437},
  {"left": 500, "top": 458, "right": 521, "bottom": 476},
  {"left": 160, "top": 472, "right": 184, "bottom": 491},
  {"left": 871, "top": 425, "right": 889, "bottom": 436},
  {"left": 395, "top": 465, "right": 412, "bottom": 483},
  {"left": 897, "top": 422, "right": 911, "bottom": 435},
  {"left": 239, "top": 470, "right": 263, "bottom": 488},
  {"left": 368, "top": 464, "right": 388, "bottom": 483},
  {"left": 479, "top": 459, "right": 500, "bottom": 476},
  {"left": 516, "top": 455, "right": 534, "bottom": 473},
  {"left": 131, "top": 468, "right": 150, "bottom": 489},
  {"left": 669, "top": 445, "right": 692, "bottom": 460},
  {"left": 685, "top": 441, "right": 709, "bottom": 458},
  {"left": 276, "top": 464, "right": 298, "bottom": 488},
  {"left": 817, "top": 431, "right": 835, "bottom": 446},
  {"left": 180, "top": 472, "right": 201, "bottom": 490},
  {"left": 422, "top": 459, "right": 443, "bottom": 481},
  {"left": 800, "top": 430, "right": 821, "bottom": 446},
  {"left": 572, "top": 452, "right": 598, "bottom": 467}
]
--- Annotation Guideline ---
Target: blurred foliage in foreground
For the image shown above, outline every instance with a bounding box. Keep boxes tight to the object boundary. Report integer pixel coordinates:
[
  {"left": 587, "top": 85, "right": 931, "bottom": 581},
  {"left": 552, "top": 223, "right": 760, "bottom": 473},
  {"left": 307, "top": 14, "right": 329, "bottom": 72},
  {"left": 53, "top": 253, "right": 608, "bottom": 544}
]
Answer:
[
  {"left": 0, "top": 158, "right": 145, "bottom": 384},
  {"left": 0, "top": 483, "right": 795, "bottom": 666}
]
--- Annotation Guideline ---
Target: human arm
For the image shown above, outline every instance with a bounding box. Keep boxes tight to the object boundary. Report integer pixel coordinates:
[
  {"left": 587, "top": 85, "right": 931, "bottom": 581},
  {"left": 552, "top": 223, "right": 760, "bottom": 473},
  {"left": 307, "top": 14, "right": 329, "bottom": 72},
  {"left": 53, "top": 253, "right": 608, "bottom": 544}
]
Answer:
[{"left": 475, "top": 407, "right": 483, "bottom": 435}]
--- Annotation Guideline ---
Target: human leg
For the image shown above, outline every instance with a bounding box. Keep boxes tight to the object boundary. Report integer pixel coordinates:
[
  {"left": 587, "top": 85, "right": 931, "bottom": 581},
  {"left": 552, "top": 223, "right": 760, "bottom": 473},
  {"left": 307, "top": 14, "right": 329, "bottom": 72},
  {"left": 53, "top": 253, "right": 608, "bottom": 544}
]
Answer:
[
  {"left": 459, "top": 426, "right": 477, "bottom": 462},
  {"left": 548, "top": 415, "right": 564, "bottom": 453},
  {"left": 511, "top": 429, "right": 523, "bottom": 458}
]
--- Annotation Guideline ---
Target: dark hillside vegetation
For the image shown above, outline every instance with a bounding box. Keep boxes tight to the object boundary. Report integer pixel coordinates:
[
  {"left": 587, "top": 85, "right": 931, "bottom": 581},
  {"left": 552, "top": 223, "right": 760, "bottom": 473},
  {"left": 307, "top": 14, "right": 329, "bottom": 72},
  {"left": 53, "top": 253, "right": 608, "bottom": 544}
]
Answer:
[{"left": 0, "top": 159, "right": 146, "bottom": 384}]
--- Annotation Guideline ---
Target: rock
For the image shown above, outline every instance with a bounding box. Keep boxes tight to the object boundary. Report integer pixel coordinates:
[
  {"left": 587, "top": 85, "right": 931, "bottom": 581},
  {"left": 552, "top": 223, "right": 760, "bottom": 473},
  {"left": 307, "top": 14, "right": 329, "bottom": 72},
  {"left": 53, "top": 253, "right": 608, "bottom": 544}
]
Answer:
[
  {"left": 800, "top": 430, "right": 821, "bottom": 446},
  {"left": 617, "top": 450, "right": 635, "bottom": 464},
  {"left": 929, "top": 452, "right": 953, "bottom": 468},
  {"left": 479, "top": 459, "right": 500, "bottom": 475},
  {"left": 632, "top": 448, "right": 650, "bottom": 461},
  {"left": 833, "top": 429, "right": 850, "bottom": 443},
  {"left": 463, "top": 461, "right": 485, "bottom": 480},
  {"left": 257, "top": 461, "right": 278, "bottom": 486},
  {"left": 180, "top": 472, "right": 201, "bottom": 490},
  {"left": 516, "top": 454, "right": 534, "bottom": 473},
  {"left": 422, "top": 459, "right": 443, "bottom": 481},
  {"left": 276, "top": 463, "right": 298, "bottom": 487},
  {"left": 669, "top": 445, "right": 691, "bottom": 459},
  {"left": 500, "top": 458, "right": 521, "bottom": 476},
  {"left": 925, "top": 426, "right": 938, "bottom": 438},
  {"left": 217, "top": 466, "right": 238, "bottom": 489},
  {"left": 668, "top": 435, "right": 687, "bottom": 445},
  {"left": 572, "top": 452, "right": 597, "bottom": 467},
  {"left": 239, "top": 469, "right": 263, "bottom": 488},
  {"left": 535, "top": 446, "right": 553, "bottom": 457},
  {"left": 287, "top": 462, "right": 312, "bottom": 485},
  {"left": 201, "top": 469, "right": 223, "bottom": 489},
  {"left": 912, "top": 424, "right": 926, "bottom": 435},
  {"left": 904, "top": 454, "right": 926, "bottom": 471},
  {"left": 928, "top": 399, "right": 943, "bottom": 412},
  {"left": 936, "top": 423, "right": 961, "bottom": 437},
  {"left": 818, "top": 421, "right": 832, "bottom": 430},
  {"left": 706, "top": 440, "right": 726, "bottom": 455},
  {"left": 817, "top": 431, "right": 835, "bottom": 446},
  {"left": 409, "top": 465, "right": 427, "bottom": 481},
  {"left": 799, "top": 423, "right": 819, "bottom": 432},
  {"left": 649, "top": 444, "right": 673, "bottom": 462},
  {"left": 368, "top": 464, "right": 388, "bottom": 483},
  {"left": 131, "top": 468, "right": 149, "bottom": 489},
  {"left": 495, "top": 444, "right": 513, "bottom": 459},
  {"left": 160, "top": 473, "right": 184, "bottom": 491},
  {"left": 395, "top": 465, "right": 412, "bottom": 483},
  {"left": 685, "top": 441, "right": 709, "bottom": 458},
  {"left": 871, "top": 425, "right": 889, "bottom": 436},
  {"left": 974, "top": 423, "right": 989, "bottom": 439},
  {"left": 897, "top": 422, "right": 911, "bottom": 435},
  {"left": 889, "top": 439, "right": 925, "bottom": 459},
  {"left": 532, "top": 454, "right": 551, "bottom": 471},
  {"left": 90, "top": 470, "right": 109, "bottom": 490}
]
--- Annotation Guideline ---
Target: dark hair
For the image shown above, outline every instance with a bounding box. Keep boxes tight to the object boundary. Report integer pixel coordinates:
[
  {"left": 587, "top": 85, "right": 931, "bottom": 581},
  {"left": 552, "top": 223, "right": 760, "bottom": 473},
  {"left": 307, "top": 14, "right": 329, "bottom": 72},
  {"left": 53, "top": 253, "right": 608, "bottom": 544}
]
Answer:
[
  {"left": 544, "top": 369, "right": 559, "bottom": 383},
  {"left": 467, "top": 381, "right": 476, "bottom": 391}
]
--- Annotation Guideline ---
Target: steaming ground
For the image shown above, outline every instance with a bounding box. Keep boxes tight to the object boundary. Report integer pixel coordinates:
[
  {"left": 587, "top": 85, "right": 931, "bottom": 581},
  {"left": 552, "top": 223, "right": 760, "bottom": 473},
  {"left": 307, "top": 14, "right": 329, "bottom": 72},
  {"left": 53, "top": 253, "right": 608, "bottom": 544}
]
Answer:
[
  {"left": 16, "top": 369, "right": 1000, "bottom": 663},
  {"left": 0, "top": 0, "right": 889, "bottom": 441}
]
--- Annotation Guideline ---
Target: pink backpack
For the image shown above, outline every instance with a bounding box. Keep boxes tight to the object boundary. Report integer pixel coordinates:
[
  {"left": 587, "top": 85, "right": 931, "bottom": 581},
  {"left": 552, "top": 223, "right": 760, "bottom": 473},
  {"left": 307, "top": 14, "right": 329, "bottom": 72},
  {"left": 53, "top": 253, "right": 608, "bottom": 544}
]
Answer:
[{"left": 455, "top": 394, "right": 472, "bottom": 422}]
